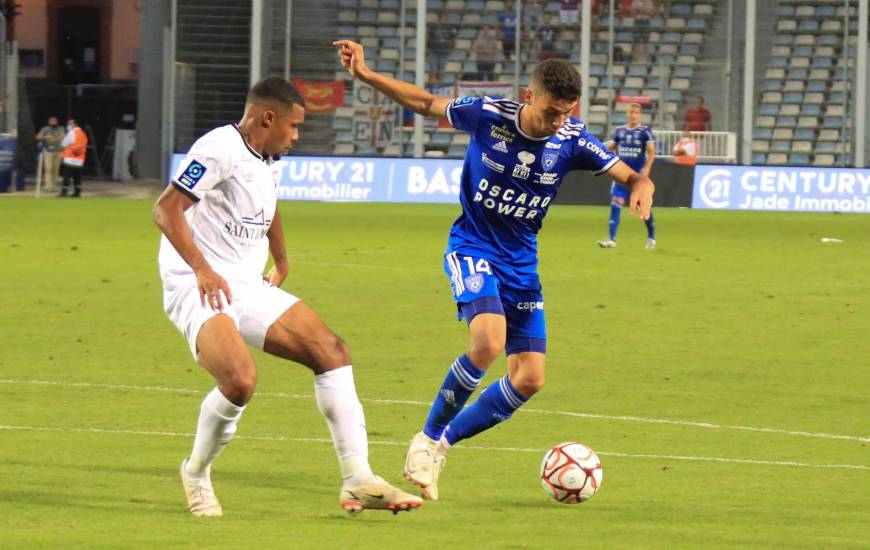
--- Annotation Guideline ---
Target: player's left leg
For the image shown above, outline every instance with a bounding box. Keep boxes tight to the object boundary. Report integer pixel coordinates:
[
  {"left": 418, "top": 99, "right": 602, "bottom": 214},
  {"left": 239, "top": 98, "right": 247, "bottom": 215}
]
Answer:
[
  {"left": 644, "top": 209, "right": 656, "bottom": 249},
  {"left": 241, "top": 284, "right": 422, "bottom": 513}
]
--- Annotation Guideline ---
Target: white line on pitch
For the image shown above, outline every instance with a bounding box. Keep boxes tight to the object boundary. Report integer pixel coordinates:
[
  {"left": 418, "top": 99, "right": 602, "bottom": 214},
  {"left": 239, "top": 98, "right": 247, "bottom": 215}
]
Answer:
[
  {"left": 1, "top": 378, "right": 868, "bottom": 444},
  {"left": 0, "top": 424, "right": 867, "bottom": 471}
]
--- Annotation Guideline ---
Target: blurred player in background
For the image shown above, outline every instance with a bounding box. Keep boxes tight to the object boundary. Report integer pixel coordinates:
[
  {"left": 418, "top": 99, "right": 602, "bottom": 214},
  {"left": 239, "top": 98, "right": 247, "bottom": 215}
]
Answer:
[
  {"left": 153, "top": 77, "right": 422, "bottom": 516},
  {"left": 598, "top": 102, "right": 656, "bottom": 249},
  {"left": 334, "top": 39, "right": 654, "bottom": 501}
]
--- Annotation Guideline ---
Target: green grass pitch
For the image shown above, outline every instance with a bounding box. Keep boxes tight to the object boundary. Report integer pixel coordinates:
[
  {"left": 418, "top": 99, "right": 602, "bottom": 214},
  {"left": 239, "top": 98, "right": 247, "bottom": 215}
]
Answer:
[{"left": 1, "top": 198, "right": 868, "bottom": 548}]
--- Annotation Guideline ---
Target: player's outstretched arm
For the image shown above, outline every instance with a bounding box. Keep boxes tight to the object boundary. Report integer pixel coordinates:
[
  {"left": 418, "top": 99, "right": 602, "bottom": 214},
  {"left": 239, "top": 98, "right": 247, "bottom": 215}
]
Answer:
[
  {"left": 263, "top": 207, "right": 290, "bottom": 286},
  {"left": 608, "top": 161, "right": 655, "bottom": 220},
  {"left": 153, "top": 186, "right": 233, "bottom": 311},
  {"left": 333, "top": 39, "right": 451, "bottom": 119}
]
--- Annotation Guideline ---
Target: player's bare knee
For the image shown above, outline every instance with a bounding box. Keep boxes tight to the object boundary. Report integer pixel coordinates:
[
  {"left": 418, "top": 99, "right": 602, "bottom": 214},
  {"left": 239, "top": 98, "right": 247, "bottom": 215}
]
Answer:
[
  {"left": 223, "top": 364, "right": 257, "bottom": 404},
  {"left": 313, "top": 331, "right": 351, "bottom": 370},
  {"left": 513, "top": 372, "right": 545, "bottom": 397},
  {"left": 468, "top": 337, "right": 503, "bottom": 369}
]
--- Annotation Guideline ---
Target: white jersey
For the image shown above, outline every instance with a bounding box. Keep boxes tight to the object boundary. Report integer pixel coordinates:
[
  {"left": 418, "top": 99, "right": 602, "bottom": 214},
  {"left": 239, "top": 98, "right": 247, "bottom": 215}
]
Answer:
[{"left": 159, "top": 124, "right": 282, "bottom": 283}]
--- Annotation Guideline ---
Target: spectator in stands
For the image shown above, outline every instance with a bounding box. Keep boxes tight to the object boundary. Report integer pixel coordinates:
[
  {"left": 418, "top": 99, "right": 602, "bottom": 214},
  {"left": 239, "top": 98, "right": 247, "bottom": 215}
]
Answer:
[
  {"left": 35, "top": 116, "right": 64, "bottom": 193},
  {"left": 427, "top": 12, "right": 457, "bottom": 85},
  {"left": 524, "top": 0, "right": 545, "bottom": 32},
  {"left": 673, "top": 130, "right": 699, "bottom": 166},
  {"left": 613, "top": 45, "right": 627, "bottom": 63},
  {"left": 560, "top": 0, "right": 580, "bottom": 26},
  {"left": 538, "top": 15, "right": 560, "bottom": 60},
  {"left": 60, "top": 118, "right": 88, "bottom": 197},
  {"left": 497, "top": 10, "right": 517, "bottom": 59},
  {"left": 631, "top": 0, "right": 657, "bottom": 62},
  {"left": 474, "top": 24, "right": 502, "bottom": 81},
  {"left": 684, "top": 96, "right": 712, "bottom": 131}
]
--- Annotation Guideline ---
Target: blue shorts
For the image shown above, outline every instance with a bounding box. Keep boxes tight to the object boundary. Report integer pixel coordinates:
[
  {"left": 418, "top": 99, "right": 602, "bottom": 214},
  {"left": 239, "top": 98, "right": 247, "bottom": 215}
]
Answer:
[
  {"left": 610, "top": 182, "right": 630, "bottom": 204},
  {"left": 443, "top": 252, "right": 546, "bottom": 355}
]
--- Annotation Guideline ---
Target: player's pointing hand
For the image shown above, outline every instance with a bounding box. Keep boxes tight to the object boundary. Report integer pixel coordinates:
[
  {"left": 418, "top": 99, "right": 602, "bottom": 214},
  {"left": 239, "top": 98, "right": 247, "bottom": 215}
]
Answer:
[
  {"left": 332, "top": 40, "right": 369, "bottom": 78},
  {"left": 629, "top": 176, "right": 655, "bottom": 221}
]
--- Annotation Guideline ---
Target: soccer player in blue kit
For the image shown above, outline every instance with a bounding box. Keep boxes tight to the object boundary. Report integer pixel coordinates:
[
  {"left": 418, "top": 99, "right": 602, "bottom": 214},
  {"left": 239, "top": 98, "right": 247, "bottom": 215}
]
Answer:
[
  {"left": 597, "top": 102, "right": 657, "bottom": 249},
  {"left": 334, "top": 39, "right": 654, "bottom": 500}
]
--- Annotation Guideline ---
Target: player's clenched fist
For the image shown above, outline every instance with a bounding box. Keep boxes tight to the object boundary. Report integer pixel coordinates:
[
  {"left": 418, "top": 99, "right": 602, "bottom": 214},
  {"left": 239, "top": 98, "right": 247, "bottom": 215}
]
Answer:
[{"left": 333, "top": 40, "right": 369, "bottom": 78}]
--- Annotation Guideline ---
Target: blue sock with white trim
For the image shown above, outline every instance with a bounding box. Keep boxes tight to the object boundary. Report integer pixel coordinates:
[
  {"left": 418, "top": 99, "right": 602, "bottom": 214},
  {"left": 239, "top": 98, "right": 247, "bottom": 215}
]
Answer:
[
  {"left": 443, "top": 375, "right": 528, "bottom": 446},
  {"left": 608, "top": 204, "right": 622, "bottom": 240},
  {"left": 645, "top": 210, "right": 656, "bottom": 239},
  {"left": 422, "top": 354, "right": 485, "bottom": 441}
]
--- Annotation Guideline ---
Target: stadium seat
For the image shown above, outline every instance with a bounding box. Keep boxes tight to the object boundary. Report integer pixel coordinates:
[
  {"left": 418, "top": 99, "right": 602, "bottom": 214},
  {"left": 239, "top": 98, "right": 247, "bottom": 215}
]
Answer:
[
  {"left": 795, "top": 128, "right": 815, "bottom": 140},
  {"left": 752, "top": 153, "right": 767, "bottom": 164},
  {"left": 789, "top": 153, "right": 810, "bottom": 165},
  {"left": 792, "top": 141, "right": 813, "bottom": 154},
  {"left": 767, "top": 153, "right": 788, "bottom": 164},
  {"left": 772, "top": 128, "right": 794, "bottom": 140},
  {"left": 814, "top": 154, "right": 835, "bottom": 166},
  {"left": 752, "top": 140, "right": 770, "bottom": 153},
  {"left": 797, "top": 117, "right": 819, "bottom": 130}
]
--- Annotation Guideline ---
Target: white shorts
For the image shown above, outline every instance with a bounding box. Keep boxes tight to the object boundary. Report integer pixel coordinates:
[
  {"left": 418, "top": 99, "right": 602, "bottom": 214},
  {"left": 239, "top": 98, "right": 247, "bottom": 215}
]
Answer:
[{"left": 162, "top": 275, "right": 300, "bottom": 360}]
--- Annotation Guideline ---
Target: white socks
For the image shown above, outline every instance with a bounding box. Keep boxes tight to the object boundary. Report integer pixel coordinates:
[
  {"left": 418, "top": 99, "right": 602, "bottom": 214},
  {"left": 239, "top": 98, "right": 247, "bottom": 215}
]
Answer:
[
  {"left": 186, "top": 387, "right": 245, "bottom": 477},
  {"left": 314, "top": 365, "right": 374, "bottom": 487}
]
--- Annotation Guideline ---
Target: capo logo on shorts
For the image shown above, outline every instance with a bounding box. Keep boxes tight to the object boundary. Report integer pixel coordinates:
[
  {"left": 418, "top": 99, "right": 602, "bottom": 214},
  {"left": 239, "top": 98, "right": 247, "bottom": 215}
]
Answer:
[{"left": 178, "top": 160, "right": 207, "bottom": 189}]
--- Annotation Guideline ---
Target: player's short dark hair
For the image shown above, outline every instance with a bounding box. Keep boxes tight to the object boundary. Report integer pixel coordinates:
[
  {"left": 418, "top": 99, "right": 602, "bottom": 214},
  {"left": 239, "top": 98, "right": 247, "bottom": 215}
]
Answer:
[
  {"left": 247, "top": 77, "right": 305, "bottom": 109},
  {"left": 530, "top": 59, "right": 582, "bottom": 101}
]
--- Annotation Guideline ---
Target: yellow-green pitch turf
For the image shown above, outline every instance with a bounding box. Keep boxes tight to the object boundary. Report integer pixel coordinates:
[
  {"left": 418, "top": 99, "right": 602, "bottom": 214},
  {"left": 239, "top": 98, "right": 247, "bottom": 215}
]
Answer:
[{"left": 1, "top": 198, "right": 868, "bottom": 548}]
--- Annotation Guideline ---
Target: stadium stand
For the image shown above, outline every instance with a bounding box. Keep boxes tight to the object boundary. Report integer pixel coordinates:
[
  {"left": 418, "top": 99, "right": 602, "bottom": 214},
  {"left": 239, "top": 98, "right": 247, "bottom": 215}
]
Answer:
[
  {"left": 754, "top": 0, "right": 861, "bottom": 166},
  {"left": 331, "top": 0, "right": 716, "bottom": 158}
]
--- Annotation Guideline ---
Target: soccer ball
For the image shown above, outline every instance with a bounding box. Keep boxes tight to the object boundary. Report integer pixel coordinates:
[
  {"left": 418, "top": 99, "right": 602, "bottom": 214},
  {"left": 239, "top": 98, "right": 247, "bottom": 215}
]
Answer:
[{"left": 540, "top": 442, "right": 603, "bottom": 504}]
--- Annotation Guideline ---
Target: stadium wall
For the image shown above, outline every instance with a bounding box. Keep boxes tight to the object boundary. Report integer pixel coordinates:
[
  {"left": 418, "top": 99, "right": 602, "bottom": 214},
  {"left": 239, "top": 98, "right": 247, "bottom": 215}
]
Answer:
[{"left": 556, "top": 164, "right": 695, "bottom": 207}]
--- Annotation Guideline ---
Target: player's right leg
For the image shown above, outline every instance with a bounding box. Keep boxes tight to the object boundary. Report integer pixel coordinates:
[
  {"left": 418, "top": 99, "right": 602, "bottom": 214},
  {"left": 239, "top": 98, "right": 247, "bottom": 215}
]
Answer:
[
  {"left": 598, "top": 182, "right": 627, "bottom": 248},
  {"left": 405, "top": 253, "right": 506, "bottom": 499},
  {"left": 163, "top": 277, "right": 254, "bottom": 517},
  {"left": 180, "top": 314, "right": 256, "bottom": 517}
]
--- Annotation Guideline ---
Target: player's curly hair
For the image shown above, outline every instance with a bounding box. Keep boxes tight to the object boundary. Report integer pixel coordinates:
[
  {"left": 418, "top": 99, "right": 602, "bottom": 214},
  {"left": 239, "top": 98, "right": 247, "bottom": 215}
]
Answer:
[
  {"left": 531, "top": 59, "right": 582, "bottom": 101},
  {"left": 247, "top": 77, "right": 306, "bottom": 109}
]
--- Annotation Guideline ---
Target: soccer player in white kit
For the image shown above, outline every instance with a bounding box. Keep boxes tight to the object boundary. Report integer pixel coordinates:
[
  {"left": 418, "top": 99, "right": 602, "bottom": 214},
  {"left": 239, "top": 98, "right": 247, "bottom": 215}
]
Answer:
[{"left": 153, "top": 77, "right": 422, "bottom": 516}]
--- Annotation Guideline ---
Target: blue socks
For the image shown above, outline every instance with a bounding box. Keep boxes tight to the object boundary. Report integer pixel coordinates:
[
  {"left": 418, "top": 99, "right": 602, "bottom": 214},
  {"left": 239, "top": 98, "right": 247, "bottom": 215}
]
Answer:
[
  {"left": 610, "top": 205, "right": 655, "bottom": 240},
  {"left": 645, "top": 210, "right": 656, "bottom": 239},
  {"left": 443, "top": 376, "right": 528, "bottom": 446},
  {"left": 608, "top": 203, "right": 622, "bottom": 240},
  {"left": 422, "top": 355, "right": 484, "bottom": 441}
]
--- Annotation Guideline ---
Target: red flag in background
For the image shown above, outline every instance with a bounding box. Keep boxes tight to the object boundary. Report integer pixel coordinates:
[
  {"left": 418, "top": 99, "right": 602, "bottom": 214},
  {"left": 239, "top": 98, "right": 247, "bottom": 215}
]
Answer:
[{"left": 291, "top": 78, "right": 345, "bottom": 112}]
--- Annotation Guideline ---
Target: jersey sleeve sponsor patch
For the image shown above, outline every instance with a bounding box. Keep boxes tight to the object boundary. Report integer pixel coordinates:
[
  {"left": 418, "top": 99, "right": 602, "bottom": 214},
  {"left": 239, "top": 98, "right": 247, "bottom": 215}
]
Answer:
[{"left": 177, "top": 160, "right": 207, "bottom": 189}]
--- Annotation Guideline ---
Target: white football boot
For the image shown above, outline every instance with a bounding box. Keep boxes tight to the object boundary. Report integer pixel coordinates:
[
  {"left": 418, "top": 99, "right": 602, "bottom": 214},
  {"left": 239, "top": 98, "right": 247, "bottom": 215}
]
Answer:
[
  {"left": 645, "top": 238, "right": 657, "bottom": 250},
  {"left": 339, "top": 476, "right": 424, "bottom": 514},
  {"left": 403, "top": 431, "right": 447, "bottom": 500},
  {"left": 597, "top": 239, "right": 617, "bottom": 248},
  {"left": 180, "top": 458, "right": 222, "bottom": 517}
]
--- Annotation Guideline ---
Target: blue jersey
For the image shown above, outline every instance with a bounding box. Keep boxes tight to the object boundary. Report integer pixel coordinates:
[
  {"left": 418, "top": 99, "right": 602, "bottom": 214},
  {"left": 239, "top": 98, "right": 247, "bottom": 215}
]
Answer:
[
  {"left": 444, "top": 96, "right": 618, "bottom": 289},
  {"left": 610, "top": 125, "right": 654, "bottom": 173}
]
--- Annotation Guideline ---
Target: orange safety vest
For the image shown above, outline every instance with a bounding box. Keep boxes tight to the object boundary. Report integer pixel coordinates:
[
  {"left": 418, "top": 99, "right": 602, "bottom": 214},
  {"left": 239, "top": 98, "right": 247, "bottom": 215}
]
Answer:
[
  {"left": 674, "top": 137, "right": 698, "bottom": 166},
  {"left": 62, "top": 127, "right": 88, "bottom": 167}
]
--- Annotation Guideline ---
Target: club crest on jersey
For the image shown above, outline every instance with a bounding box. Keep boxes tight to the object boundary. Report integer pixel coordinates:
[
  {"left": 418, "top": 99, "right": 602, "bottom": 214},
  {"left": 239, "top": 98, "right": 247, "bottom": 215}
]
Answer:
[
  {"left": 542, "top": 148, "right": 559, "bottom": 170},
  {"left": 178, "top": 160, "right": 207, "bottom": 189},
  {"left": 464, "top": 273, "right": 484, "bottom": 293},
  {"left": 492, "top": 140, "right": 509, "bottom": 153},
  {"left": 512, "top": 151, "right": 535, "bottom": 180}
]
